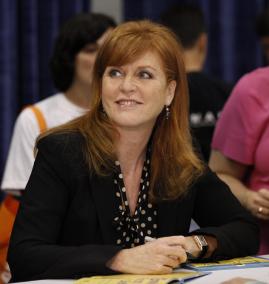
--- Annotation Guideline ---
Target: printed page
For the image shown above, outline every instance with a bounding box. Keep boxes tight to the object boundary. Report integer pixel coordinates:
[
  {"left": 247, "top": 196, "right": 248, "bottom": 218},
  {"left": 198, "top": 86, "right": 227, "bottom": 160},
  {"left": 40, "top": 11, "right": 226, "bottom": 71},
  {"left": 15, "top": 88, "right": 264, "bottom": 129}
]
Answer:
[
  {"left": 184, "top": 256, "right": 269, "bottom": 271},
  {"left": 75, "top": 269, "right": 208, "bottom": 284}
]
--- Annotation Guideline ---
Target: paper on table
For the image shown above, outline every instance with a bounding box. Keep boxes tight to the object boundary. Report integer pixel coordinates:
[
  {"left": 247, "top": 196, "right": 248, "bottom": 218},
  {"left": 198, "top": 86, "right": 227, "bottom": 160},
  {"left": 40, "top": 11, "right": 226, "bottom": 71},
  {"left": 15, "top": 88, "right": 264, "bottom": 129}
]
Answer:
[
  {"left": 184, "top": 256, "right": 269, "bottom": 271},
  {"left": 75, "top": 269, "right": 208, "bottom": 284}
]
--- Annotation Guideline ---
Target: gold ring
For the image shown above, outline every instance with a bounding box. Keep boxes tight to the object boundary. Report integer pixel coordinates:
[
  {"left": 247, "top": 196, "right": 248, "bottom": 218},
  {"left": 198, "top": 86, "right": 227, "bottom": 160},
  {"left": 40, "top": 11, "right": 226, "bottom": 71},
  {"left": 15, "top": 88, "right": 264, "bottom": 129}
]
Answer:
[{"left": 258, "top": 207, "right": 263, "bottom": 213}]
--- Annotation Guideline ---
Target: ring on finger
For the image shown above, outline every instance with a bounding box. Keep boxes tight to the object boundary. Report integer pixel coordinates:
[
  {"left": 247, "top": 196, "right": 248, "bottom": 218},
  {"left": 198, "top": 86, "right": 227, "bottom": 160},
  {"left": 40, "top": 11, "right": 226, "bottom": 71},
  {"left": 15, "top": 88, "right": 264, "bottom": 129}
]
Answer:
[{"left": 258, "top": 206, "right": 263, "bottom": 214}]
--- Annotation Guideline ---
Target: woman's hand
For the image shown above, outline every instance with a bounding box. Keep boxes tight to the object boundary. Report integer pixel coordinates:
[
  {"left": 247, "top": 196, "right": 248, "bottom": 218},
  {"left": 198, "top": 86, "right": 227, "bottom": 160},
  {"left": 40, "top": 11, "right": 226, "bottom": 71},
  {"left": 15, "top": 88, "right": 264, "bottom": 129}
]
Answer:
[
  {"left": 107, "top": 236, "right": 188, "bottom": 274},
  {"left": 209, "top": 150, "right": 269, "bottom": 221},
  {"left": 245, "top": 189, "right": 269, "bottom": 220}
]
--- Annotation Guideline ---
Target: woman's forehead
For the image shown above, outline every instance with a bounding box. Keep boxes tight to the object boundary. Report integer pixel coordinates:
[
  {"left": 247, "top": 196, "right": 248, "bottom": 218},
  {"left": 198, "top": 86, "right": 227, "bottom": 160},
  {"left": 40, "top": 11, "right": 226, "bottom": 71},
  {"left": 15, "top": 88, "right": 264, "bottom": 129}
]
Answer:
[{"left": 105, "top": 48, "right": 164, "bottom": 67}]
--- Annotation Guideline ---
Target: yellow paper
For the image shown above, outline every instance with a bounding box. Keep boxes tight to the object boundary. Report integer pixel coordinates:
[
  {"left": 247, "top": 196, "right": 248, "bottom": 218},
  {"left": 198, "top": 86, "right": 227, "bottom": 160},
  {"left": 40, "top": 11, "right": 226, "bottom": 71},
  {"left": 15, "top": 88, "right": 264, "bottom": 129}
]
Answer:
[
  {"left": 75, "top": 270, "right": 203, "bottom": 284},
  {"left": 189, "top": 256, "right": 269, "bottom": 268}
]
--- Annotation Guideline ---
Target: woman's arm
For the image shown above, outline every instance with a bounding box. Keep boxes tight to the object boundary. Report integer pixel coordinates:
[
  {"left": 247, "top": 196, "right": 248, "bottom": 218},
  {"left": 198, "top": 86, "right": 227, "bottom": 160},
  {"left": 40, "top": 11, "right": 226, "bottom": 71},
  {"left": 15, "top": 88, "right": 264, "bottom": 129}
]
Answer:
[
  {"left": 209, "top": 149, "right": 250, "bottom": 206},
  {"left": 191, "top": 168, "right": 259, "bottom": 259},
  {"left": 209, "top": 149, "right": 269, "bottom": 219},
  {"left": 7, "top": 133, "right": 121, "bottom": 282},
  {"left": 1, "top": 108, "right": 40, "bottom": 194}
]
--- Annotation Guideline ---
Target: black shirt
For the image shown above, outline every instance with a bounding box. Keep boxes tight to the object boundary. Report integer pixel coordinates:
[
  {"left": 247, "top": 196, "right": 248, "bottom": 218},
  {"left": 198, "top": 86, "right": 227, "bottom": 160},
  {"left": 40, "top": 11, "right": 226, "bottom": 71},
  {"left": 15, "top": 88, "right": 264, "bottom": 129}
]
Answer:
[{"left": 188, "top": 71, "right": 233, "bottom": 161}]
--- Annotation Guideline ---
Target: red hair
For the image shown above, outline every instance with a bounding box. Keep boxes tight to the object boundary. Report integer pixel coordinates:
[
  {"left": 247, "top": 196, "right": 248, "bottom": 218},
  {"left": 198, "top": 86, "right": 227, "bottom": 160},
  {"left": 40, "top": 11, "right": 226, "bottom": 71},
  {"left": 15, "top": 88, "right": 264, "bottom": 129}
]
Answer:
[{"left": 39, "top": 20, "right": 204, "bottom": 201}]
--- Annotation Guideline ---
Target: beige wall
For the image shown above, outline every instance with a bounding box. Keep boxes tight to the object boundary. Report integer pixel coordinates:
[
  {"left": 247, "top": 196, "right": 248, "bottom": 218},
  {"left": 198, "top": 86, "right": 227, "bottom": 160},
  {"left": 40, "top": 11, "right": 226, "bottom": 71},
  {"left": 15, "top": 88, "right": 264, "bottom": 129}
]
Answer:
[{"left": 91, "top": 0, "right": 123, "bottom": 24}]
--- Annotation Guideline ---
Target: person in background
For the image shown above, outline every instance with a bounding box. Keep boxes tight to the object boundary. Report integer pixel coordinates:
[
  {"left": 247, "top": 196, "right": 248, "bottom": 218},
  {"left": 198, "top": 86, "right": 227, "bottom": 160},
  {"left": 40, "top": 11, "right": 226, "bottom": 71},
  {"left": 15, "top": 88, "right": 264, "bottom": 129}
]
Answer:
[
  {"left": 160, "top": 4, "right": 232, "bottom": 161},
  {"left": 209, "top": 67, "right": 269, "bottom": 254},
  {"left": 8, "top": 20, "right": 258, "bottom": 282},
  {"left": 0, "top": 12, "right": 116, "bottom": 284},
  {"left": 256, "top": 8, "right": 269, "bottom": 64}
]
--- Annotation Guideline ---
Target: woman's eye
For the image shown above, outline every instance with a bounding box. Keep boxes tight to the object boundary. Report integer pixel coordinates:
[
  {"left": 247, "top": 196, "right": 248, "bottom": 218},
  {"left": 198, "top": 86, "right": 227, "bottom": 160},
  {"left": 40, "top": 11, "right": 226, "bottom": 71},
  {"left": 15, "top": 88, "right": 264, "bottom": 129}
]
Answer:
[
  {"left": 139, "top": 71, "right": 153, "bottom": 79},
  {"left": 108, "top": 69, "right": 122, "bottom": 78}
]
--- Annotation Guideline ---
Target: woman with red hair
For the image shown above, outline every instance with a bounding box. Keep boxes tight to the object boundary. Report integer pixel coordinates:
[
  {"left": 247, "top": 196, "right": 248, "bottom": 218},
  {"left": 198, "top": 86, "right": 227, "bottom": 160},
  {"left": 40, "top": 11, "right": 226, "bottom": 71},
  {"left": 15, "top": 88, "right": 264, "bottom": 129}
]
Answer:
[{"left": 8, "top": 20, "right": 258, "bottom": 282}]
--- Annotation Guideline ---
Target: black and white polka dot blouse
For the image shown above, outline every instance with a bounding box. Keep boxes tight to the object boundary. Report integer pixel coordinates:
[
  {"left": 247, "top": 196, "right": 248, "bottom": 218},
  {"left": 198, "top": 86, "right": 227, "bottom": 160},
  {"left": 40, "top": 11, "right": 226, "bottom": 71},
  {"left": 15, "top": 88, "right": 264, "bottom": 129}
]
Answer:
[{"left": 113, "top": 156, "right": 158, "bottom": 248}]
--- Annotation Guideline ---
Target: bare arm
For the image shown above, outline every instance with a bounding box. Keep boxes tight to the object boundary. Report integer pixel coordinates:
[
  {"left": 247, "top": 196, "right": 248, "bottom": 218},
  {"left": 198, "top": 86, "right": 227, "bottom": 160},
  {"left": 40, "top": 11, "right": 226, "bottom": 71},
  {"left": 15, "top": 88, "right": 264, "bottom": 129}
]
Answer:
[
  {"left": 209, "top": 150, "right": 249, "bottom": 205},
  {"left": 209, "top": 150, "right": 269, "bottom": 220}
]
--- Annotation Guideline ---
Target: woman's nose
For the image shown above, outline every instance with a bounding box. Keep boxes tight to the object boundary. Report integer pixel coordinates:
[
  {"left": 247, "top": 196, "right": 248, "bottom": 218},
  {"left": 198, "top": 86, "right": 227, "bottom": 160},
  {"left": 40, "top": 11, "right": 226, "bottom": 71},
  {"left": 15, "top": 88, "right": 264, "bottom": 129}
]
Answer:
[{"left": 119, "top": 76, "right": 136, "bottom": 94}]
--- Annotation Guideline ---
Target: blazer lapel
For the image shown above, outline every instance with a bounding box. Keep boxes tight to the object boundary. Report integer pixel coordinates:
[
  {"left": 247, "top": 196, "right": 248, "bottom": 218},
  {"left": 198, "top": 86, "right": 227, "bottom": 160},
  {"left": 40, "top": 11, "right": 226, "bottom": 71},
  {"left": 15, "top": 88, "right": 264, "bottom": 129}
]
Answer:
[{"left": 91, "top": 174, "right": 119, "bottom": 244}]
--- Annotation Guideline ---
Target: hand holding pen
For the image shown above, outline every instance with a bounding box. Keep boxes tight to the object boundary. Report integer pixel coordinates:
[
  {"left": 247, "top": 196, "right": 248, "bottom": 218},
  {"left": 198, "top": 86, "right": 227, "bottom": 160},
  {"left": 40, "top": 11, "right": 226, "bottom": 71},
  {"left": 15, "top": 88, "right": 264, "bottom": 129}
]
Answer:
[
  {"left": 108, "top": 236, "right": 188, "bottom": 274},
  {"left": 145, "top": 235, "right": 210, "bottom": 261}
]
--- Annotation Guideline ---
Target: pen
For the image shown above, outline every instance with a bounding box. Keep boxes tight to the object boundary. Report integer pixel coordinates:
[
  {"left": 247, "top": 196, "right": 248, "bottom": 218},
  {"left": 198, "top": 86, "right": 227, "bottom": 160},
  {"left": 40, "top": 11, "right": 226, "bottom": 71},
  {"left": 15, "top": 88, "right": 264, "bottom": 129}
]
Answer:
[{"left": 145, "top": 236, "right": 156, "bottom": 243}]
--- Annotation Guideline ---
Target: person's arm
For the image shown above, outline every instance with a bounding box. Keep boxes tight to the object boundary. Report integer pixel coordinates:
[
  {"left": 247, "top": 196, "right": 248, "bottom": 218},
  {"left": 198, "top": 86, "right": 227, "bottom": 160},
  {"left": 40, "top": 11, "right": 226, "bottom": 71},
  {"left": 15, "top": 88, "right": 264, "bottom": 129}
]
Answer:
[
  {"left": 209, "top": 150, "right": 269, "bottom": 220},
  {"left": 191, "top": 168, "right": 259, "bottom": 259},
  {"left": 1, "top": 108, "right": 40, "bottom": 195},
  {"left": 209, "top": 71, "right": 269, "bottom": 221},
  {"left": 108, "top": 236, "right": 188, "bottom": 274},
  {"left": 8, "top": 133, "right": 206, "bottom": 278},
  {"left": 209, "top": 150, "right": 249, "bottom": 205},
  {"left": 108, "top": 232, "right": 217, "bottom": 273},
  {"left": 7, "top": 134, "right": 121, "bottom": 282}
]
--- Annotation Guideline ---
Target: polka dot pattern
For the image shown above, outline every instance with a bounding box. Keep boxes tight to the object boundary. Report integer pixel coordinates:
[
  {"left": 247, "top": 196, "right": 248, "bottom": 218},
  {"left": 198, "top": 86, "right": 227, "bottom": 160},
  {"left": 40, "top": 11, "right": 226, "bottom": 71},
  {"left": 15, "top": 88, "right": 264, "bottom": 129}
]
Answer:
[{"left": 112, "top": 155, "right": 158, "bottom": 248}]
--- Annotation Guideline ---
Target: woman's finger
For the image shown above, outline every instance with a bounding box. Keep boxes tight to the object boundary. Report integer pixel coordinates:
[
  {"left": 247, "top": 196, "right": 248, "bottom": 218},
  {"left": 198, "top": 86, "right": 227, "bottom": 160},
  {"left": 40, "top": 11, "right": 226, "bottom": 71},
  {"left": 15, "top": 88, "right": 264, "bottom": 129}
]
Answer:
[
  {"left": 162, "top": 255, "right": 181, "bottom": 268},
  {"left": 158, "top": 235, "right": 186, "bottom": 246}
]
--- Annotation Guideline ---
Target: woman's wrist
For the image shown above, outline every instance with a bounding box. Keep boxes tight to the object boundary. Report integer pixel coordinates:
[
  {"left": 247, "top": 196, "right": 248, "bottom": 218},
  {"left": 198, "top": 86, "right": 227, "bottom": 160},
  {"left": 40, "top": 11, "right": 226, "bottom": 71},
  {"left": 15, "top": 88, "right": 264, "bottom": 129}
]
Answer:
[
  {"left": 186, "top": 235, "right": 217, "bottom": 260},
  {"left": 185, "top": 236, "right": 202, "bottom": 258},
  {"left": 203, "top": 235, "right": 217, "bottom": 258},
  {"left": 242, "top": 189, "right": 252, "bottom": 209},
  {"left": 106, "top": 249, "right": 128, "bottom": 273}
]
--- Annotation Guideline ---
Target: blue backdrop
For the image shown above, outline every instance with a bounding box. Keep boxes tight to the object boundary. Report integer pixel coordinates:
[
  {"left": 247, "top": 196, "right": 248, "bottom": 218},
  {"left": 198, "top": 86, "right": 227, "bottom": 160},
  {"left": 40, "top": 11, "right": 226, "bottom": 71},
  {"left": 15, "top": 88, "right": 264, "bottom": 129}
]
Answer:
[
  {"left": 0, "top": 0, "right": 268, "bottom": 196},
  {"left": 0, "top": 0, "right": 90, "bottom": 195},
  {"left": 124, "top": 0, "right": 268, "bottom": 82}
]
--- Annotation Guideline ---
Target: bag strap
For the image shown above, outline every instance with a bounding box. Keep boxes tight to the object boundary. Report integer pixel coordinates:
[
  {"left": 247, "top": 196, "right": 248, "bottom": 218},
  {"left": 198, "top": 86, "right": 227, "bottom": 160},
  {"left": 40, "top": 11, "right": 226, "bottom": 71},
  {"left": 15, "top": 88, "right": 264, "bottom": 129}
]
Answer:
[
  {"left": 1, "top": 195, "right": 19, "bottom": 216},
  {"left": 28, "top": 105, "right": 47, "bottom": 133}
]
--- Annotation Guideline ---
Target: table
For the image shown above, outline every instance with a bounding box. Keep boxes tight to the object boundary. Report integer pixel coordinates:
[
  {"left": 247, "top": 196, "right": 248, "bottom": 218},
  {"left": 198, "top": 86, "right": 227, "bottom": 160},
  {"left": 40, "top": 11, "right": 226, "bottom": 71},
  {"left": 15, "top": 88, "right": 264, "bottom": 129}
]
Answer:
[
  {"left": 11, "top": 255, "right": 269, "bottom": 284},
  {"left": 190, "top": 254, "right": 269, "bottom": 283},
  {"left": 191, "top": 266, "right": 269, "bottom": 283},
  {"left": 10, "top": 267, "right": 269, "bottom": 284}
]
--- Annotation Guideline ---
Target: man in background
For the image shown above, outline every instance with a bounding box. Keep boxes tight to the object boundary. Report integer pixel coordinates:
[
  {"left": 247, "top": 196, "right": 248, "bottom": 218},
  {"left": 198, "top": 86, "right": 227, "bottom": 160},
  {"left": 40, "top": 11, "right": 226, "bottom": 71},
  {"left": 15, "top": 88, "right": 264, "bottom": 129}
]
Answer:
[{"left": 161, "top": 4, "right": 232, "bottom": 161}]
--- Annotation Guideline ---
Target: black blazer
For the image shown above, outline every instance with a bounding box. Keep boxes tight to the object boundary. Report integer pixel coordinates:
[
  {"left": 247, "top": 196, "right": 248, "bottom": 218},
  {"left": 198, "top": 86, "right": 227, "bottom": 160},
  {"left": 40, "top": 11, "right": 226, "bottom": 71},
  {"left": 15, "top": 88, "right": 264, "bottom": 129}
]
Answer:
[{"left": 8, "top": 132, "right": 259, "bottom": 282}]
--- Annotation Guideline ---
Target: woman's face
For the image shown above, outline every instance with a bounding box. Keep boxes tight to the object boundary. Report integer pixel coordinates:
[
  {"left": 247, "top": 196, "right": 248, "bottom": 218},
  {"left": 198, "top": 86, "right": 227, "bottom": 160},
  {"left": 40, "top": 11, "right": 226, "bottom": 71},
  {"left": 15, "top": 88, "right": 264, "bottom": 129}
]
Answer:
[
  {"left": 73, "top": 29, "right": 112, "bottom": 87},
  {"left": 101, "top": 51, "right": 176, "bottom": 131}
]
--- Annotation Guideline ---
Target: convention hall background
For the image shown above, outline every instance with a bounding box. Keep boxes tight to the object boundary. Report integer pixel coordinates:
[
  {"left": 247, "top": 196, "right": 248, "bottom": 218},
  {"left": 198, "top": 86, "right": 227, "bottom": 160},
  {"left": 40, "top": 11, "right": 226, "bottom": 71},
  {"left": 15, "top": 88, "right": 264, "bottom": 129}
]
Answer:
[{"left": 0, "top": 0, "right": 268, "bottom": 185}]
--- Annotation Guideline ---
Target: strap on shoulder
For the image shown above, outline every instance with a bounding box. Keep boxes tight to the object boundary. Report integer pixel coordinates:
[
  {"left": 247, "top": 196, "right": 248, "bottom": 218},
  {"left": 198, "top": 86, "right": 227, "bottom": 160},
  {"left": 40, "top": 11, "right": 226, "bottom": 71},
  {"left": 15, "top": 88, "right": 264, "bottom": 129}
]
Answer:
[{"left": 28, "top": 105, "right": 47, "bottom": 133}]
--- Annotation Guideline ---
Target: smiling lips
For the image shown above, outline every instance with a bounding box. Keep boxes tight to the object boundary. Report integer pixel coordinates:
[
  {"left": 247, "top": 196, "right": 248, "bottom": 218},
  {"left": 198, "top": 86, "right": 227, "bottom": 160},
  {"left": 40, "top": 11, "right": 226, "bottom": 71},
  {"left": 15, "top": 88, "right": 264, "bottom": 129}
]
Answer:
[{"left": 116, "top": 99, "right": 142, "bottom": 106}]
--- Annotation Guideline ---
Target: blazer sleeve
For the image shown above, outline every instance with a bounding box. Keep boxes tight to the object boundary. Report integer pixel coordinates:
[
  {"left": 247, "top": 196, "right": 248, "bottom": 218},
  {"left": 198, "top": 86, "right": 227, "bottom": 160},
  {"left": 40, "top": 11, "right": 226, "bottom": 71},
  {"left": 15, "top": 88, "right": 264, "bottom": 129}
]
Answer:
[
  {"left": 191, "top": 169, "right": 259, "bottom": 259},
  {"left": 8, "top": 133, "right": 121, "bottom": 282}
]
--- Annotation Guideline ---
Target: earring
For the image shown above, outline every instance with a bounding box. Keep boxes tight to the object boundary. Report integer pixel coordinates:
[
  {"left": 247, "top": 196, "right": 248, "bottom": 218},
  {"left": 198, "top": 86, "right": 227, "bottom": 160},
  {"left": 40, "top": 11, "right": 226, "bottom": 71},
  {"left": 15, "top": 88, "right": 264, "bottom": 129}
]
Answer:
[
  {"left": 100, "top": 104, "right": 107, "bottom": 116},
  {"left": 165, "top": 105, "right": 170, "bottom": 120}
]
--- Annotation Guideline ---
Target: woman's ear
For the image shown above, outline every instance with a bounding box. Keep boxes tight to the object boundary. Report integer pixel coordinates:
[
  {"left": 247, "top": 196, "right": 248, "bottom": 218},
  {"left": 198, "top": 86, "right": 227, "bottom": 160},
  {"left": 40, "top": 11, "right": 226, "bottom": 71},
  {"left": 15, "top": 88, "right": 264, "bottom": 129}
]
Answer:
[{"left": 166, "top": 80, "right": 177, "bottom": 106}]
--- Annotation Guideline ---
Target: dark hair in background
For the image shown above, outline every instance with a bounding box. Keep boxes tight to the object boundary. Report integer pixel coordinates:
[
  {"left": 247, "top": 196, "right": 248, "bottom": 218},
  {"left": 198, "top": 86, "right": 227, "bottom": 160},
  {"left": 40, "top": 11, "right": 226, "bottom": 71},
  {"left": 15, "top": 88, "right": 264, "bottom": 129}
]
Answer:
[
  {"left": 256, "top": 9, "right": 269, "bottom": 37},
  {"left": 50, "top": 13, "right": 116, "bottom": 92},
  {"left": 160, "top": 4, "right": 206, "bottom": 49}
]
